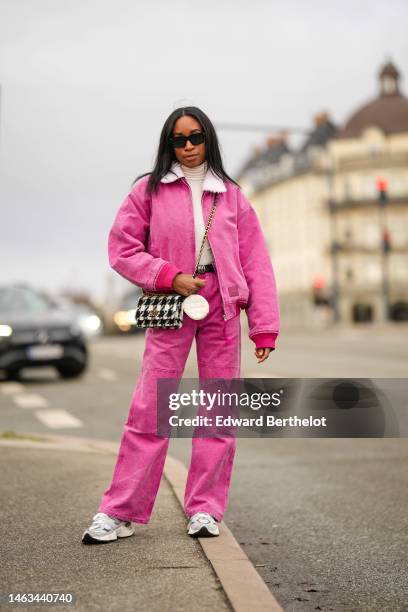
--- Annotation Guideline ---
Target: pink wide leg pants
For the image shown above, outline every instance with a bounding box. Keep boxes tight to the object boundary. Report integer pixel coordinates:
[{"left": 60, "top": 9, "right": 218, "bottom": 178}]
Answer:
[{"left": 97, "top": 270, "right": 241, "bottom": 523}]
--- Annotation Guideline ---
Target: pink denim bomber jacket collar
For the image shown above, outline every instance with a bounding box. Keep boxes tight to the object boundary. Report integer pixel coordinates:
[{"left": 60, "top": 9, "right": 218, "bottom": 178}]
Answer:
[{"left": 108, "top": 161, "right": 280, "bottom": 350}]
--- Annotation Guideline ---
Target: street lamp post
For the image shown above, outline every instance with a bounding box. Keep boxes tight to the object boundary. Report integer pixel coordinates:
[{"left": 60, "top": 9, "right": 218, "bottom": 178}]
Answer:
[
  {"left": 326, "top": 154, "right": 341, "bottom": 324},
  {"left": 328, "top": 197, "right": 341, "bottom": 323},
  {"left": 376, "top": 178, "right": 391, "bottom": 321}
]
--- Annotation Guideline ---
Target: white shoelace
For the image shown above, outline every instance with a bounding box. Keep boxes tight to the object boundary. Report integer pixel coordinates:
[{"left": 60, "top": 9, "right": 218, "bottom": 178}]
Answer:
[
  {"left": 190, "top": 512, "right": 215, "bottom": 525},
  {"left": 91, "top": 512, "right": 120, "bottom": 531}
]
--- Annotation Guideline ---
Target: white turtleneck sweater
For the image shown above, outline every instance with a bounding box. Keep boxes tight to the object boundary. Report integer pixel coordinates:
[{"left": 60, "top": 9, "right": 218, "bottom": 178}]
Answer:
[{"left": 180, "top": 160, "right": 214, "bottom": 266}]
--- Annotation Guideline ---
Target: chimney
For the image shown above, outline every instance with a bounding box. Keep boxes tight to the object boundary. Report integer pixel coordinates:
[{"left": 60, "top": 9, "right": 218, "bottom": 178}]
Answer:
[
  {"left": 313, "top": 111, "right": 330, "bottom": 127},
  {"left": 266, "top": 131, "right": 288, "bottom": 147},
  {"left": 379, "top": 60, "right": 400, "bottom": 96}
]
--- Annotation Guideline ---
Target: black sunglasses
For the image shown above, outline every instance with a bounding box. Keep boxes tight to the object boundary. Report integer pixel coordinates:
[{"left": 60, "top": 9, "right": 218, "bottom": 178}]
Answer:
[{"left": 170, "top": 132, "right": 205, "bottom": 149}]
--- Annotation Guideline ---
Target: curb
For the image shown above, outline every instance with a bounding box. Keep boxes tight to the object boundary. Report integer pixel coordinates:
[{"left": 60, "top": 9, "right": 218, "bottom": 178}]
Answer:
[
  {"left": 164, "top": 454, "right": 283, "bottom": 612},
  {"left": 1, "top": 433, "right": 283, "bottom": 612}
]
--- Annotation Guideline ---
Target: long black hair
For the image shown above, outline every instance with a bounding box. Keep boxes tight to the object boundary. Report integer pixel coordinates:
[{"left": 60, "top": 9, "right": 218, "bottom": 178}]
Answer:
[{"left": 132, "top": 106, "right": 241, "bottom": 195}]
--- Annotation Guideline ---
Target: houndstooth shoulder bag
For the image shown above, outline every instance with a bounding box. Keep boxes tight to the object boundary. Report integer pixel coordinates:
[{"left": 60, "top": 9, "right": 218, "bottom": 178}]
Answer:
[{"left": 134, "top": 192, "right": 219, "bottom": 329}]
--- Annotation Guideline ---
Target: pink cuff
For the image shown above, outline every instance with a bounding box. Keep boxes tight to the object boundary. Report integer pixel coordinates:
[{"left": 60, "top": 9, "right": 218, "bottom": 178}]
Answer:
[
  {"left": 154, "top": 263, "right": 183, "bottom": 292},
  {"left": 251, "top": 332, "right": 278, "bottom": 350}
]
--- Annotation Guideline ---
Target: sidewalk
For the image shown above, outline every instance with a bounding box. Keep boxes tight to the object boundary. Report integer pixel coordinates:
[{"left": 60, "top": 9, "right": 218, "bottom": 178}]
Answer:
[
  {"left": 0, "top": 435, "right": 282, "bottom": 612},
  {"left": 274, "top": 318, "right": 408, "bottom": 336}
]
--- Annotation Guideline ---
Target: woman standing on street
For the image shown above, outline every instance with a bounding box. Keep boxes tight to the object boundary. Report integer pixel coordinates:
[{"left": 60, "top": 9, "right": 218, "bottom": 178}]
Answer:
[{"left": 82, "top": 106, "right": 280, "bottom": 544}]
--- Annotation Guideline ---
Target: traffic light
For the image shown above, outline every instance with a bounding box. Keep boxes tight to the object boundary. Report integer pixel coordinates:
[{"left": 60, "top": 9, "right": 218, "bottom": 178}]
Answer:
[
  {"left": 312, "top": 276, "right": 330, "bottom": 306},
  {"left": 376, "top": 177, "right": 388, "bottom": 205}
]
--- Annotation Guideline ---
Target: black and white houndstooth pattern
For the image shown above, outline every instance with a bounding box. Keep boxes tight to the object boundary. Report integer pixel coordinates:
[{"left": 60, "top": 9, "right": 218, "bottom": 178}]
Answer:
[{"left": 134, "top": 293, "right": 184, "bottom": 329}]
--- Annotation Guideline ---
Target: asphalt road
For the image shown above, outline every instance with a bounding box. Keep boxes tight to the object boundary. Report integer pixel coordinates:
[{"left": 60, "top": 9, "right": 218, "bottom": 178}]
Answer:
[{"left": 1, "top": 320, "right": 407, "bottom": 611}]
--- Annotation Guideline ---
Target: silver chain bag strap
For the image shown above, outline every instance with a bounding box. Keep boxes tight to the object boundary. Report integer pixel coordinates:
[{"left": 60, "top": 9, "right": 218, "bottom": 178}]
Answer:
[{"left": 134, "top": 192, "right": 219, "bottom": 329}]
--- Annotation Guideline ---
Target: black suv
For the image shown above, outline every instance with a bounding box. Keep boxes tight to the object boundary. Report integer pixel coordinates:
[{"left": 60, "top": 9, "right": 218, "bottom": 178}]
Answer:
[{"left": 0, "top": 284, "right": 88, "bottom": 380}]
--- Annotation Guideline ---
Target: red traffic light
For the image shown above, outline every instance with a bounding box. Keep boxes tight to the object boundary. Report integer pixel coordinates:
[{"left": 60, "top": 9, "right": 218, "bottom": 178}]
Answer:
[
  {"left": 313, "top": 275, "right": 326, "bottom": 289},
  {"left": 376, "top": 177, "right": 388, "bottom": 192}
]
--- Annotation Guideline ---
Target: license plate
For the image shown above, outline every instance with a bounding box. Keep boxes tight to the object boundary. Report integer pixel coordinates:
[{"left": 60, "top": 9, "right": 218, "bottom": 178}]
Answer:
[{"left": 27, "top": 344, "right": 64, "bottom": 360}]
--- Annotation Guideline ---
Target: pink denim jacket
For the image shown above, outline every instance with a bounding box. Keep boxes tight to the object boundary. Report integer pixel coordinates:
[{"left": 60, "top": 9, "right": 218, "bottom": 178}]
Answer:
[{"left": 108, "top": 162, "right": 280, "bottom": 350}]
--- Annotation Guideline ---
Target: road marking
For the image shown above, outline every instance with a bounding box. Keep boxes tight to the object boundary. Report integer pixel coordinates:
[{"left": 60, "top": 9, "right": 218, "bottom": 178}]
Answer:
[
  {"left": 13, "top": 394, "right": 49, "bottom": 409},
  {"left": 1, "top": 382, "right": 25, "bottom": 394},
  {"left": 246, "top": 372, "right": 282, "bottom": 378},
  {"left": 92, "top": 342, "right": 142, "bottom": 359},
  {"left": 97, "top": 368, "right": 118, "bottom": 381},
  {"left": 34, "top": 409, "right": 83, "bottom": 429}
]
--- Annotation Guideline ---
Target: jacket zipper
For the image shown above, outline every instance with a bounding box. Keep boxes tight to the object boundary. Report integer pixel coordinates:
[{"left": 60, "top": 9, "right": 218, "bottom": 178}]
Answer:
[
  {"left": 183, "top": 179, "right": 197, "bottom": 270},
  {"left": 183, "top": 179, "right": 227, "bottom": 320},
  {"left": 206, "top": 232, "right": 227, "bottom": 320}
]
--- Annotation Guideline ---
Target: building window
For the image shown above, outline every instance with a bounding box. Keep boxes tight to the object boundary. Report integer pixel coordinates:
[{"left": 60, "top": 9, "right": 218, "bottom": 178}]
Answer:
[
  {"left": 364, "top": 179, "right": 377, "bottom": 199},
  {"left": 368, "top": 142, "right": 383, "bottom": 157},
  {"left": 364, "top": 225, "right": 379, "bottom": 247},
  {"left": 366, "top": 262, "right": 381, "bottom": 282},
  {"left": 352, "top": 303, "right": 374, "bottom": 323},
  {"left": 343, "top": 181, "right": 351, "bottom": 199}
]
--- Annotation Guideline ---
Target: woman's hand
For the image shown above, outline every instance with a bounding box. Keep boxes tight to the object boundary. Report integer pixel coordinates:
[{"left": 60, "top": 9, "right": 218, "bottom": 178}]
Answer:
[
  {"left": 254, "top": 347, "right": 272, "bottom": 363},
  {"left": 172, "top": 273, "right": 206, "bottom": 297}
]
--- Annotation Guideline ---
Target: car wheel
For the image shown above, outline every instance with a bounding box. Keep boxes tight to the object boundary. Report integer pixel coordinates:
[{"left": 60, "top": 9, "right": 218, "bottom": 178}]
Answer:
[
  {"left": 5, "top": 368, "right": 20, "bottom": 381},
  {"left": 56, "top": 363, "right": 87, "bottom": 379}
]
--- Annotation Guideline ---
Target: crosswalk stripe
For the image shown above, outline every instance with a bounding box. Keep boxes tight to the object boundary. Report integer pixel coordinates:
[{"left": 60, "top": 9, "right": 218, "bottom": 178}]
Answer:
[
  {"left": 1, "top": 382, "right": 25, "bottom": 394},
  {"left": 13, "top": 394, "right": 49, "bottom": 409},
  {"left": 34, "top": 409, "right": 83, "bottom": 429}
]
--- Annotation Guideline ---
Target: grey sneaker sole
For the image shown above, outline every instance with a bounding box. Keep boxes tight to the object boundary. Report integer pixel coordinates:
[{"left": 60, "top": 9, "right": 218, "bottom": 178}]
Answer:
[
  {"left": 188, "top": 525, "right": 219, "bottom": 538},
  {"left": 82, "top": 522, "right": 135, "bottom": 545}
]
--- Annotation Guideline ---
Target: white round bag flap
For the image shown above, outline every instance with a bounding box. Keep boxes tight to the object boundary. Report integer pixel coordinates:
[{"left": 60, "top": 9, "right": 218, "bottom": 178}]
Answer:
[{"left": 182, "top": 294, "right": 209, "bottom": 320}]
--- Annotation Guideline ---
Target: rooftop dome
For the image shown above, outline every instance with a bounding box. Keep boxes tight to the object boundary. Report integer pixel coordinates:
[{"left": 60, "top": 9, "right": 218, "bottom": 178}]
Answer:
[{"left": 337, "top": 61, "right": 408, "bottom": 138}]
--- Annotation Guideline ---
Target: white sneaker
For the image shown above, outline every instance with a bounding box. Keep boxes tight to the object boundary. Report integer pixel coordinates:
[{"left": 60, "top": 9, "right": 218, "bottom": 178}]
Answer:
[
  {"left": 82, "top": 512, "right": 135, "bottom": 545},
  {"left": 187, "top": 511, "right": 219, "bottom": 537}
]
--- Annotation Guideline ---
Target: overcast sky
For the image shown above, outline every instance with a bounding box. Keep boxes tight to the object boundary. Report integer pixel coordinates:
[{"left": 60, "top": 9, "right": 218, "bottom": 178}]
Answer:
[{"left": 1, "top": 0, "right": 407, "bottom": 305}]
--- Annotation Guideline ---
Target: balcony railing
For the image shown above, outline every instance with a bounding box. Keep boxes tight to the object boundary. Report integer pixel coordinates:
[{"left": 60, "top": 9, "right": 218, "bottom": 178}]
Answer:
[
  {"left": 328, "top": 195, "right": 408, "bottom": 211},
  {"left": 326, "top": 242, "right": 408, "bottom": 254},
  {"left": 336, "top": 152, "right": 408, "bottom": 171}
]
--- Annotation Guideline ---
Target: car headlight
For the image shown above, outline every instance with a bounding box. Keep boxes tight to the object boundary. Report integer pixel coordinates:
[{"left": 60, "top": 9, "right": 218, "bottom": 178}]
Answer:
[
  {"left": 81, "top": 314, "right": 101, "bottom": 332},
  {"left": 0, "top": 324, "right": 13, "bottom": 337},
  {"left": 113, "top": 309, "right": 136, "bottom": 331}
]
